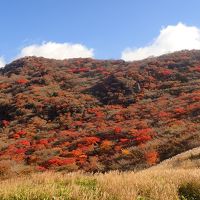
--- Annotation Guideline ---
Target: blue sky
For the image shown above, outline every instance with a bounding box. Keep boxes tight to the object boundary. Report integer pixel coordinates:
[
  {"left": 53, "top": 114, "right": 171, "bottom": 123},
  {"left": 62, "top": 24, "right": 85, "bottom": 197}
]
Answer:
[{"left": 1, "top": 0, "right": 200, "bottom": 65}]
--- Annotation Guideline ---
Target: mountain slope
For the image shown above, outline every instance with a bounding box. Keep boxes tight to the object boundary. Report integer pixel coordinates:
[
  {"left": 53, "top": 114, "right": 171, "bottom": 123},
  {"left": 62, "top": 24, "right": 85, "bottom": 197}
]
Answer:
[{"left": 0, "top": 50, "right": 200, "bottom": 174}]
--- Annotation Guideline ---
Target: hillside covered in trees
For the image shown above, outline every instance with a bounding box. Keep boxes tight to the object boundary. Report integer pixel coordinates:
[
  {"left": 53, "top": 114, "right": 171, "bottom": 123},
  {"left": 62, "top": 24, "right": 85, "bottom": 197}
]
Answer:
[{"left": 0, "top": 50, "right": 200, "bottom": 175}]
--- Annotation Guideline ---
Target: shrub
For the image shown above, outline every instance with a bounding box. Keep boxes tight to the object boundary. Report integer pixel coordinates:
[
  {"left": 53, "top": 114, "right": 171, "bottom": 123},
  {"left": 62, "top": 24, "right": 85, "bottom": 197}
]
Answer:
[{"left": 179, "top": 182, "right": 200, "bottom": 200}]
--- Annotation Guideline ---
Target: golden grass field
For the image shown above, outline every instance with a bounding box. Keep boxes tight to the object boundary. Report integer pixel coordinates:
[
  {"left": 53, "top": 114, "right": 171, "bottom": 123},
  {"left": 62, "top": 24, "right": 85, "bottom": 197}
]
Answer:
[{"left": 0, "top": 147, "right": 200, "bottom": 200}]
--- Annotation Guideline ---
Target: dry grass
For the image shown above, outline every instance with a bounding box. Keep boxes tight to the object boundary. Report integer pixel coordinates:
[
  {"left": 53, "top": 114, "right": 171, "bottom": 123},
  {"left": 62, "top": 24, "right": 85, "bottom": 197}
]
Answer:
[
  {"left": 0, "top": 168, "right": 199, "bottom": 200},
  {"left": 0, "top": 148, "right": 200, "bottom": 200}
]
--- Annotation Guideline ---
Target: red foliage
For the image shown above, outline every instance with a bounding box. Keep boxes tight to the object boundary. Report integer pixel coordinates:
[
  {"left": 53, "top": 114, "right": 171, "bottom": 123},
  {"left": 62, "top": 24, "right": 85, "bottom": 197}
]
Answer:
[
  {"left": 96, "top": 67, "right": 105, "bottom": 72},
  {"left": 95, "top": 111, "right": 104, "bottom": 118},
  {"left": 174, "top": 107, "right": 186, "bottom": 115},
  {"left": 158, "top": 111, "right": 170, "bottom": 118},
  {"left": 47, "top": 157, "right": 76, "bottom": 166},
  {"left": 1, "top": 52, "right": 200, "bottom": 173},
  {"left": 16, "top": 130, "right": 27, "bottom": 136},
  {"left": 132, "top": 128, "right": 153, "bottom": 144},
  {"left": 160, "top": 69, "right": 173, "bottom": 76},
  {"left": 77, "top": 144, "right": 91, "bottom": 152},
  {"left": 18, "top": 140, "right": 30, "bottom": 146},
  {"left": 12, "top": 134, "right": 20, "bottom": 139},
  {"left": 114, "top": 145, "right": 122, "bottom": 151},
  {"left": 16, "top": 79, "right": 28, "bottom": 84},
  {"left": 36, "top": 166, "right": 46, "bottom": 171},
  {"left": 71, "top": 68, "right": 90, "bottom": 73},
  {"left": 194, "top": 66, "right": 200, "bottom": 72},
  {"left": 62, "top": 158, "right": 76, "bottom": 165},
  {"left": 15, "top": 148, "right": 26, "bottom": 154},
  {"left": 47, "top": 157, "right": 63, "bottom": 166},
  {"left": 84, "top": 137, "right": 100, "bottom": 144},
  {"left": 71, "top": 149, "right": 83, "bottom": 157},
  {"left": 38, "top": 139, "right": 49, "bottom": 145},
  {"left": 71, "top": 121, "right": 83, "bottom": 127},
  {"left": 114, "top": 127, "right": 122, "bottom": 134},
  {"left": 120, "top": 138, "right": 129, "bottom": 143},
  {"left": 2, "top": 120, "right": 9, "bottom": 127}
]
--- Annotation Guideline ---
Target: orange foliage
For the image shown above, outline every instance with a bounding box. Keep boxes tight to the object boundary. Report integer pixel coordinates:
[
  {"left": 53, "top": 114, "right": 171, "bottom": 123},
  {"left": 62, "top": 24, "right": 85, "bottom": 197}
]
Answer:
[
  {"left": 100, "top": 140, "right": 113, "bottom": 150},
  {"left": 145, "top": 151, "right": 159, "bottom": 165},
  {"left": 71, "top": 149, "right": 83, "bottom": 157}
]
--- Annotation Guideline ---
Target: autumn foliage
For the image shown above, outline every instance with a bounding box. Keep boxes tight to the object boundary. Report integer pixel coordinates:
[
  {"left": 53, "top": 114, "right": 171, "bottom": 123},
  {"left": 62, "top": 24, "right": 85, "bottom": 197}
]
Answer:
[{"left": 0, "top": 50, "right": 200, "bottom": 173}]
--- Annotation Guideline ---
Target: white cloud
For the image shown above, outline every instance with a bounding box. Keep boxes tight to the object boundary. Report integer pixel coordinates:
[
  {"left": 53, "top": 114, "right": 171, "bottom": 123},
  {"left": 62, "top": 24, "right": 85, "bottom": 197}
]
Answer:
[
  {"left": 121, "top": 23, "right": 200, "bottom": 61},
  {"left": 17, "top": 42, "right": 94, "bottom": 59},
  {"left": 0, "top": 57, "right": 5, "bottom": 68}
]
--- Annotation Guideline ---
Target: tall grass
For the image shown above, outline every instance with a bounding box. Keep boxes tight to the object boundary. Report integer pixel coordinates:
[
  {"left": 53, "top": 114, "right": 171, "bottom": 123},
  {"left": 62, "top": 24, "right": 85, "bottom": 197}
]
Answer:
[{"left": 0, "top": 168, "right": 200, "bottom": 200}]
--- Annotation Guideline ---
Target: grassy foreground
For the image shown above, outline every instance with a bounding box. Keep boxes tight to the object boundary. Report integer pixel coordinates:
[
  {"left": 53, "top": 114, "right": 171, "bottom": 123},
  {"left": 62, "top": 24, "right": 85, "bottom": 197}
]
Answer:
[{"left": 0, "top": 169, "right": 200, "bottom": 200}]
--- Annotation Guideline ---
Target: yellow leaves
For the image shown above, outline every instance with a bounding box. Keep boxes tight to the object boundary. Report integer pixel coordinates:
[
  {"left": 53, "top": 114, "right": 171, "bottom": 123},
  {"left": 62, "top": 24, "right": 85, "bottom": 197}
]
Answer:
[{"left": 121, "top": 149, "right": 130, "bottom": 155}]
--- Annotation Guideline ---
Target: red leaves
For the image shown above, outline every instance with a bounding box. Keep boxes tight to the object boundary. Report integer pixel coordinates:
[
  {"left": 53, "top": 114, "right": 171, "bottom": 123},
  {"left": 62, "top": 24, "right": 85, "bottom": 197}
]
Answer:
[
  {"left": 114, "top": 145, "right": 122, "bottom": 151},
  {"left": 174, "top": 107, "right": 186, "bottom": 115},
  {"left": 77, "top": 144, "right": 91, "bottom": 152},
  {"left": 15, "top": 148, "right": 26, "bottom": 154},
  {"left": 120, "top": 138, "right": 129, "bottom": 143},
  {"left": 95, "top": 111, "right": 104, "bottom": 118},
  {"left": 71, "top": 68, "right": 90, "bottom": 73},
  {"left": 12, "top": 134, "right": 20, "bottom": 139},
  {"left": 17, "top": 130, "right": 27, "bottom": 136},
  {"left": 11, "top": 130, "right": 27, "bottom": 139},
  {"left": 114, "top": 127, "right": 122, "bottom": 134},
  {"left": 2, "top": 120, "right": 9, "bottom": 127},
  {"left": 62, "top": 158, "right": 76, "bottom": 165},
  {"left": 2, "top": 55, "right": 200, "bottom": 173},
  {"left": 71, "top": 149, "right": 83, "bottom": 157},
  {"left": 193, "top": 66, "right": 200, "bottom": 72},
  {"left": 47, "top": 157, "right": 62, "bottom": 166},
  {"left": 16, "top": 79, "right": 28, "bottom": 84},
  {"left": 134, "top": 134, "right": 151, "bottom": 144},
  {"left": 36, "top": 166, "right": 46, "bottom": 171},
  {"left": 18, "top": 140, "right": 30, "bottom": 146},
  {"left": 37, "top": 139, "right": 49, "bottom": 145},
  {"left": 87, "top": 108, "right": 104, "bottom": 118},
  {"left": 47, "top": 157, "right": 75, "bottom": 166},
  {"left": 160, "top": 69, "right": 173, "bottom": 76},
  {"left": 158, "top": 111, "right": 170, "bottom": 118},
  {"left": 71, "top": 121, "right": 83, "bottom": 127},
  {"left": 84, "top": 137, "right": 100, "bottom": 144},
  {"left": 132, "top": 128, "right": 154, "bottom": 144}
]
